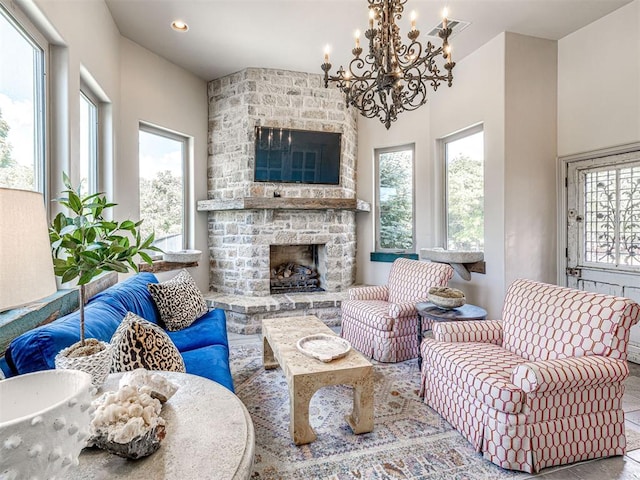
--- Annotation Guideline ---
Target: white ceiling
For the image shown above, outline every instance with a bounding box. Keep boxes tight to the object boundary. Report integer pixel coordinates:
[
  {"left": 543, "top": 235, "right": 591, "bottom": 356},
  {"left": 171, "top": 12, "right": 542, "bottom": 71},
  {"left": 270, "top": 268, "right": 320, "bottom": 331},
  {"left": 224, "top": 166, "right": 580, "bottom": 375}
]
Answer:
[{"left": 105, "top": 0, "right": 633, "bottom": 82}]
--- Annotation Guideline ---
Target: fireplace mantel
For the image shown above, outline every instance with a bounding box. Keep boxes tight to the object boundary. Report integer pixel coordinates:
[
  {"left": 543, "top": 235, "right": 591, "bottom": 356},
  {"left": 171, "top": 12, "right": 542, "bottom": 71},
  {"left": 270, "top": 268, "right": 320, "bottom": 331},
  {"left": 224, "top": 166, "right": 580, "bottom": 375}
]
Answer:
[{"left": 197, "top": 197, "right": 371, "bottom": 212}]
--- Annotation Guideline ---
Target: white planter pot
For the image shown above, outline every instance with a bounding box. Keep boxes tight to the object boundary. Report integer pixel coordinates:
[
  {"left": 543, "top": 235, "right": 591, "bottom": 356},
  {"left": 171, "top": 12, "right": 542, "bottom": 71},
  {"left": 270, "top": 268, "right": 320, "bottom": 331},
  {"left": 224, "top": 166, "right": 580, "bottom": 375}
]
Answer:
[{"left": 55, "top": 341, "right": 113, "bottom": 389}]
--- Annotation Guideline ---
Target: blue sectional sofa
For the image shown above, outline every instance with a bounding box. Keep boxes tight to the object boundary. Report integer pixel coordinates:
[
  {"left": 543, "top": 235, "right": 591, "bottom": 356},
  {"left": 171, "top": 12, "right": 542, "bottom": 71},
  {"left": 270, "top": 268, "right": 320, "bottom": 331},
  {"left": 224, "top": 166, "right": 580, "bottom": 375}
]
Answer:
[{"left": 0, "top": 273, "right": 234, "bottom": 392}]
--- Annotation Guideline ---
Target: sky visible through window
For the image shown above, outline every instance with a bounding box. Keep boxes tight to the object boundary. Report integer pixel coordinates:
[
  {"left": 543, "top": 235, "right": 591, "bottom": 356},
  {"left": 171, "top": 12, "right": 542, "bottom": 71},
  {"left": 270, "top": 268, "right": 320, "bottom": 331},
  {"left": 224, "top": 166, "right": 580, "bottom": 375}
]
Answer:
[
  {"left": 446, "top": 132, "right": 483, "bottom": 164},
  {"left": 0, "top": 9, "right": 38, "bottom": 184},
  {"left": 139, "top": 131, "right": 182, "bottom": 181}
]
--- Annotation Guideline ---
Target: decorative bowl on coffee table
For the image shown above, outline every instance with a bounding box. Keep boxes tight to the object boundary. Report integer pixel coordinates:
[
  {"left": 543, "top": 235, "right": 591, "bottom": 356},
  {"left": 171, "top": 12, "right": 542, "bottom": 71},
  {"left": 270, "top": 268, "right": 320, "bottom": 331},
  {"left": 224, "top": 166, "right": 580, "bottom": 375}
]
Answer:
[{"left": 296, "top": 334, "right": 351, "bottom": 362}]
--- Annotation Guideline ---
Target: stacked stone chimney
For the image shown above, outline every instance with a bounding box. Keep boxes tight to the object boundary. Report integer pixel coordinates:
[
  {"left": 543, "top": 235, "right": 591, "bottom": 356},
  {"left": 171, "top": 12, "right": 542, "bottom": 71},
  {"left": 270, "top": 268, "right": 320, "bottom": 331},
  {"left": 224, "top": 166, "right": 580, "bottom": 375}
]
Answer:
[{"left": 201, "top": 68, "right": 360, "bottom": 297}]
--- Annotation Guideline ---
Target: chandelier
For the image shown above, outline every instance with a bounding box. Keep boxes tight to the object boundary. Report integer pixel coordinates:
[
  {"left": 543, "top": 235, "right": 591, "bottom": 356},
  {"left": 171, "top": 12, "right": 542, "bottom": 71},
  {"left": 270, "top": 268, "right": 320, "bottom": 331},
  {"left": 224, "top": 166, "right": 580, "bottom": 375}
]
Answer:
[{"left": 321, "top": 0, "right": 455, "bottom": 129}]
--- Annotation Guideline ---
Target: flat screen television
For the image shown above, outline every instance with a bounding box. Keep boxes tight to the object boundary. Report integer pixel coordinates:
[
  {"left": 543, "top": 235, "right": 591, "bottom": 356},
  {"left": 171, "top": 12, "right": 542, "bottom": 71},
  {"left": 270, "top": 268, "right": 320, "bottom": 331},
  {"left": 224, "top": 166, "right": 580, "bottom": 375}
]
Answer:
[{"left": 254, "top": 127, "right": 341, "bottom": 185}]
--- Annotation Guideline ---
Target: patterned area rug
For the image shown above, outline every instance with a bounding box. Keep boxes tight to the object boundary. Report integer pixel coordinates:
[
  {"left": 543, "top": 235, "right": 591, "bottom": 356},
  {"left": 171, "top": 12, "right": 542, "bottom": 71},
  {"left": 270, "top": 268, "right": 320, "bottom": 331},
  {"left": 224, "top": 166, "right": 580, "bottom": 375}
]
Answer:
[{"left": 230, "top": 344, "right": 528, "bottom": 480}]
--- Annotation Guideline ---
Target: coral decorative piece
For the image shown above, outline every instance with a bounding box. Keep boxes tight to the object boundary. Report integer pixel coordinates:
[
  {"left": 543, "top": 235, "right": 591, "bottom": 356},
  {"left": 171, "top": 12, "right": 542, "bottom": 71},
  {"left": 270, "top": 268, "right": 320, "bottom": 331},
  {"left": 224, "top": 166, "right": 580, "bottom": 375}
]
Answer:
[
  {"left": 119, "top": 368, "right": 179, "bottom": 403},
  {"left": 89, "top": 384, "right": 166, "bottom": 459},
  {"left": 0, "top": 370, "right": 93, "bottom": 479}
]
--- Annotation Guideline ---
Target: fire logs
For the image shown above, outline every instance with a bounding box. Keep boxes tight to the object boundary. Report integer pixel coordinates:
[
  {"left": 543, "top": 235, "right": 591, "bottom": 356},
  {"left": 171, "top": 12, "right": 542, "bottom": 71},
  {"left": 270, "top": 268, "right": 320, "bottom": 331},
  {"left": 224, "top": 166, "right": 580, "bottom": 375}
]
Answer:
[{"left": 270, "top": 263, "right": 323, "bottom": 293}]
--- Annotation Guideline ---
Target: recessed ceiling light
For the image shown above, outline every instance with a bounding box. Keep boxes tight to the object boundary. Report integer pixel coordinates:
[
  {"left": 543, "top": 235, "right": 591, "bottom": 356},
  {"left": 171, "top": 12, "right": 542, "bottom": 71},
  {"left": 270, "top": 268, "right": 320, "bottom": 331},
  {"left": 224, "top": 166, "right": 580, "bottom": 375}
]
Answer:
[{"left": 171, "top": 20, "right": 189, "bottom": 32}]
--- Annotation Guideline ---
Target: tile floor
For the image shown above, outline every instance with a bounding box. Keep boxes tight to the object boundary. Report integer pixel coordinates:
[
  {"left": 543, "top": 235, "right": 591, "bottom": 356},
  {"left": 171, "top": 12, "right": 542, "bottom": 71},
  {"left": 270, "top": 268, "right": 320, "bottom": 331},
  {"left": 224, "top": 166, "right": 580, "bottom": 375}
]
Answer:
[{"left": 228, "top": 331, "right": 640, "bottom": 479}]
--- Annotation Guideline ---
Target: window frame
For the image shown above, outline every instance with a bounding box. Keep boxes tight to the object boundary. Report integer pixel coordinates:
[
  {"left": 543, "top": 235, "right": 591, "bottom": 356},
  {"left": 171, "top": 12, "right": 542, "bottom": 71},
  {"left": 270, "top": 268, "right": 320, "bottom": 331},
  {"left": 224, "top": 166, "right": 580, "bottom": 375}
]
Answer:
[
  {"left": 138, "top": 122, "right": 191, "bottom": 251},
  {"left": 439, "top": 123, "right": 485, "bottom": 251},
  {"left": 374, "top": 143, "right": 416, "bottom": 253},
  {"left": 0, "top": 0, "right": 48, "bottom": 196},
  {"left": 79, "top": 87, "right": 98, "bottom": 196}
]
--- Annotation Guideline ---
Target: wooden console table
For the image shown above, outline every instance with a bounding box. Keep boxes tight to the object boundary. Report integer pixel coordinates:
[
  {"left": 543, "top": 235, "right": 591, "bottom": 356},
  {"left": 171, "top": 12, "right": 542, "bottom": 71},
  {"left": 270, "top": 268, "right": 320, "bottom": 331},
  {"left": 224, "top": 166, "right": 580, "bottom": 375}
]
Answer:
[{"left": 67, "top": 372, "right": 255, "bottom": 480}]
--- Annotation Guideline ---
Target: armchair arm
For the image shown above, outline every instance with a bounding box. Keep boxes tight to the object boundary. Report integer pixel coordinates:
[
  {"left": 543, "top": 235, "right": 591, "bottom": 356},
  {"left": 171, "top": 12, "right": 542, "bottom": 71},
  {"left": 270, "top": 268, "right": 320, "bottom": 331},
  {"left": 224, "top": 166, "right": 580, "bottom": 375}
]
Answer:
[
  {"left": 432, "top": 320, "right": 503, "bottom": 345},
  {"left": 348, "top": 285, "right": 389, "bottom": 301},
  {"left": 389, "top": 301, "right": 425, "bottom": 319},
  {"left": 511, "top": 355, "right": 629, "bottom": 394}
]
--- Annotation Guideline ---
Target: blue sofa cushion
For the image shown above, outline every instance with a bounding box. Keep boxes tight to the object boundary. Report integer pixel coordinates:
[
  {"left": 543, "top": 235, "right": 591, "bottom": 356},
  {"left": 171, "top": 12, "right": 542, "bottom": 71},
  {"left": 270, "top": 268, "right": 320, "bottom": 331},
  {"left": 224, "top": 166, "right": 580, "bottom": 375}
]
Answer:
[
  {"left": 181, "top": 344, "right": 234, "bottom": 392},
  {"left": 166, "top": 308, "right": 229, "bottom": 352},
  {"left": 93, "top": 273, "right": 161, "bottom": 324},
  {"left": 6, "top": 299, "right": 124, "bottom": 374}
]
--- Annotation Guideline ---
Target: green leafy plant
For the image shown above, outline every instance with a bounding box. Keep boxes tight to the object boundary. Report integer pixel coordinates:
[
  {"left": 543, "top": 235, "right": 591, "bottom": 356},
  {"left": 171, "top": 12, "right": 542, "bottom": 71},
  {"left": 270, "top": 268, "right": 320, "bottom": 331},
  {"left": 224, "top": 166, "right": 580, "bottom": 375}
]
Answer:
[{"left": 49, "top": 173, "right": 161, "bottom": 347}]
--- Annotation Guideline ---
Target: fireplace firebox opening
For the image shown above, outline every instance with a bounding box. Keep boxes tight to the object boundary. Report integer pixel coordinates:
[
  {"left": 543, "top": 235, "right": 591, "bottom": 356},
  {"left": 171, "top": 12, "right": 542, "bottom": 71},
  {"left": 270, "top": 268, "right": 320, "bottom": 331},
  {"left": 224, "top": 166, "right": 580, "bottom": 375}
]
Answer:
[{"left": 269, "top": 244, "right": 327, "bottom": 294}]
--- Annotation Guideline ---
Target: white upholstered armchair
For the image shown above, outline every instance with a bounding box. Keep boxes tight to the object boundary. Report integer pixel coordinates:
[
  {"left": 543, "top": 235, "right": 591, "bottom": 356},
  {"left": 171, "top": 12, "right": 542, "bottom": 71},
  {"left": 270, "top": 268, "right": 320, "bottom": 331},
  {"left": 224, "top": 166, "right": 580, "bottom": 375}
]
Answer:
[
  {"left": 421, "top": 279, "right": 640, "bottom": 473},
  {"left": 341, "top": 258, "right": 454, "bottom": 362}
]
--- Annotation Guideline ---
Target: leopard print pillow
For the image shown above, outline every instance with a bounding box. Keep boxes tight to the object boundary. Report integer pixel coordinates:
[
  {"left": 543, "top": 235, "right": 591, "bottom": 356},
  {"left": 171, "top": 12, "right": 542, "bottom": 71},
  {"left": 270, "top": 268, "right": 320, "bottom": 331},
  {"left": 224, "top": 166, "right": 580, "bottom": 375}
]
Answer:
[
  {"left": 147, "top": 269, "right": 208, "bottom": 331},
  {"left": 111, "top": 312, "right": 185, "bottom": 373}
]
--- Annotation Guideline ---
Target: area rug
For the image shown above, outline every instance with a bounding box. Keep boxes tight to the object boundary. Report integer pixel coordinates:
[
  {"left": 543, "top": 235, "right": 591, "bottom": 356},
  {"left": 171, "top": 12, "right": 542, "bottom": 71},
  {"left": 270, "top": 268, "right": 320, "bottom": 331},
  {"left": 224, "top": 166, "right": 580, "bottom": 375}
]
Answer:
[{"left": 230, "top": 343, "right": 530, "bottom": 480}]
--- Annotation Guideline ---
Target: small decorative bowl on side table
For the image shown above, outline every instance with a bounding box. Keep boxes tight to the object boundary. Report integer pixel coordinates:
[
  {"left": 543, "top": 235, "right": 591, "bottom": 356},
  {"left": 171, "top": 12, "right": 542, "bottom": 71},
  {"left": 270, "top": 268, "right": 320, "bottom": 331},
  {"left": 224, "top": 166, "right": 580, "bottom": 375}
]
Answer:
[
  {"left": 416, "top": 301, "right": 488, "bottom": 371},
  {"left": 427, "top": 287, "right": 466, "bottom": 310}
]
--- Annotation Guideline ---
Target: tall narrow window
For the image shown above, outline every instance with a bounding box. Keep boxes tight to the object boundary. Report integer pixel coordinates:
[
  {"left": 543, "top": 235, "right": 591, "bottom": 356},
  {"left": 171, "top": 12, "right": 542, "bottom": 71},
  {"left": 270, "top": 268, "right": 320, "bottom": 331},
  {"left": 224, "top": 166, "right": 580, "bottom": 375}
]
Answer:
[
  {"left": 443, "top": 126, "right": 484, "bottom": 251},
  {"left": 138, "top": 125, "right": 187, "bottom": 251},
  {"left": 79, "top": 91, "right": 98, "bottom": 196},
  {"left": 375, "top": 144, "right": 415, "bottom": 252},
  {"left": 0, "top": 4, "right": 46, "bottom": 192}
]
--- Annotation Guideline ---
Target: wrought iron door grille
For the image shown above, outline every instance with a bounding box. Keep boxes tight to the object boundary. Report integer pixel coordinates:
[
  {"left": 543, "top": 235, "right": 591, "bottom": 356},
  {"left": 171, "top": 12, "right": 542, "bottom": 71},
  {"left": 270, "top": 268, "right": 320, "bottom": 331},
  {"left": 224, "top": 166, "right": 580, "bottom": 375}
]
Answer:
[{"left": 583, "top": 165, "right": 640, "bottom": 266}]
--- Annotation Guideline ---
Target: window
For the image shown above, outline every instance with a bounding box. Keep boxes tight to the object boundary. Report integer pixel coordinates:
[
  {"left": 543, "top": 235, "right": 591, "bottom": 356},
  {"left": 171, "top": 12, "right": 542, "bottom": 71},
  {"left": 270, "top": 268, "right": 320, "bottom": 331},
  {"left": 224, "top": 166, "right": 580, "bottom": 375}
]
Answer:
[
  {"left": 582, "top": 164, "right": 640, "bottom": 267},
  {"left": 79, "top": 91, "right": 98, "bottom": 196},
  {"left": 0, "top": 3, "right": 46, "bottom": 192},
  {"left": 138, "top": 125, "right": 188, "bottom": 251},
  {"left": 442, "top": 126, "right": 484, "bottom": 251},
  {"left": 375, "top": 144, "right": 415, "bottom": 252}
]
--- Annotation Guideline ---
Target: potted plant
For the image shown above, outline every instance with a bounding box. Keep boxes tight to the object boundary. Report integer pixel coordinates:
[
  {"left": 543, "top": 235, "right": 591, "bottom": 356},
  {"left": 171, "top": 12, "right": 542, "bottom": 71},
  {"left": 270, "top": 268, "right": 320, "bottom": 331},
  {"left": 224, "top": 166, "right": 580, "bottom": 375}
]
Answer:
[{"left": 49, "top": 174, "right": 160, "bottom": 387}]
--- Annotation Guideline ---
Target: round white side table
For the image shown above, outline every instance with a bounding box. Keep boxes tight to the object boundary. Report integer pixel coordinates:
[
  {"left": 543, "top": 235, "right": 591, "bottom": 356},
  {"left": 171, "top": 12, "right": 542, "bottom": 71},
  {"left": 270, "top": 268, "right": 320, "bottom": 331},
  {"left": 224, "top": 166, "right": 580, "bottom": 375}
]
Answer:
[{"left": 66, "top": 371, "right": 254, "bottom": 480}]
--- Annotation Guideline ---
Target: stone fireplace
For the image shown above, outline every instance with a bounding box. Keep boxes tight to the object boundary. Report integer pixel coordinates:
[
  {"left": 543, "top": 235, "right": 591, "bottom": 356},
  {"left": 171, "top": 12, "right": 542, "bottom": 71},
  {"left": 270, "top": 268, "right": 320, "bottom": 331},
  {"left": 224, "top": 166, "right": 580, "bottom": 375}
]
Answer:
[{"left": 198, "top": 67, "right": 368, "bottom": 333}]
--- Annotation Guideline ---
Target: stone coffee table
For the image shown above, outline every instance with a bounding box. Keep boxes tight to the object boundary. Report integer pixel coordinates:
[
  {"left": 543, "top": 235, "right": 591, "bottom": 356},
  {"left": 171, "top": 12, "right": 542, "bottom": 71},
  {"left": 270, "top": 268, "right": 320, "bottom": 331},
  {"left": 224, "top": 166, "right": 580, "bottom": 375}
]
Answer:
[{"left": 262, "top": 315, "right": 374, "bottom": 445}]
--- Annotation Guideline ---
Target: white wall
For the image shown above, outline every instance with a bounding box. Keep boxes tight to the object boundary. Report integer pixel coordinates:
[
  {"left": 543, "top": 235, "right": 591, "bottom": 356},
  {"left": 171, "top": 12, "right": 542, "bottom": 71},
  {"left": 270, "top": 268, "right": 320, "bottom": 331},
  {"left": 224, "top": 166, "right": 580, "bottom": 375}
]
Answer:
[
  {"left": 355, "top": 101, "right": 434, "bottom": 287},
  {"left": 504, "top": 33, "right": 558, "bottom": 286},
  {"left": 357, "top": 34, "right": 506, "bottom": 316},
  {"left": 428, "top": 34, "right": 507, "bottom": 317},
  {"left": 20, "top": 0, "right": 120, "bottom": 201},
  {"left": 356, "top": 32, "right": 558, "bottom": 319},
  {"left": 19, "top": 0, "right": 210, "bottom": 291},
  {"left": 558, "top": 0, "right": 640, "bottom": 157},
  {"left": 118, "top": 38, "right": 208, "bottom": 290}
]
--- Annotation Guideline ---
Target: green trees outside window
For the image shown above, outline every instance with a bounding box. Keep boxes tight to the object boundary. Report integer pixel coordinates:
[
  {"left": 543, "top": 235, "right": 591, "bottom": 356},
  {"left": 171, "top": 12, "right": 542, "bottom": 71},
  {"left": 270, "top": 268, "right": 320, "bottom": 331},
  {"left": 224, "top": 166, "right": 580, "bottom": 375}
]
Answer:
[
  {"left": 445, "top": 129, "right": 484, "bottom": 251},
  {"left": 377, "top": 146, "right": 414, "bottom": 251}
]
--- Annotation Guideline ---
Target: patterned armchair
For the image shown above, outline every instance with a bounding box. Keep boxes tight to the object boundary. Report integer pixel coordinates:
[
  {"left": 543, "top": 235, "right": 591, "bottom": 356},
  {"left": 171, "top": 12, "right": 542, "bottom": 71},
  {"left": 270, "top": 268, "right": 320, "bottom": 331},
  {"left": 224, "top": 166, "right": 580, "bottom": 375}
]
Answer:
[
  {"left": 421, "top": 279, "right": 640, "bottom": 473},
  {"left": 341, "top": 258, "right": 454, "bottom": 362}
]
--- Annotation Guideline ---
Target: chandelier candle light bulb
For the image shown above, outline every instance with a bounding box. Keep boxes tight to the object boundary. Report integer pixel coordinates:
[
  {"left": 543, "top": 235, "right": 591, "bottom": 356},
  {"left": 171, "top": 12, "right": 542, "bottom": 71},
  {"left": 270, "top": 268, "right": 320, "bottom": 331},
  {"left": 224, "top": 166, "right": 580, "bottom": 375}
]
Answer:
[{"left": 322, "top": 0, "right": 458, "bottom": 129}]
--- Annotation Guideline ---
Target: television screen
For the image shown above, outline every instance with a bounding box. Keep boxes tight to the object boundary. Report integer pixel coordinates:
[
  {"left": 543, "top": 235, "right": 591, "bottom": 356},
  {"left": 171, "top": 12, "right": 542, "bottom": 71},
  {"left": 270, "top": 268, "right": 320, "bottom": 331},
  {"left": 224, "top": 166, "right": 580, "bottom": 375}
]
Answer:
[{"left": 254, "top": 127, "right": 341, "bottom": 185}]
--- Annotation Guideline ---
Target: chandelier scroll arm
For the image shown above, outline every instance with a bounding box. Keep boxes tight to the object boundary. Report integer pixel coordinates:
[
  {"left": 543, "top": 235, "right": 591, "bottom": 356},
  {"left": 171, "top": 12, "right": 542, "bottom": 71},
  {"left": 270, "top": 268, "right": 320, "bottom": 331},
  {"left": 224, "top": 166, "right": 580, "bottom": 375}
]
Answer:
[{"left": 322, "top": 0, "right": 459, "bottom": 129}]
